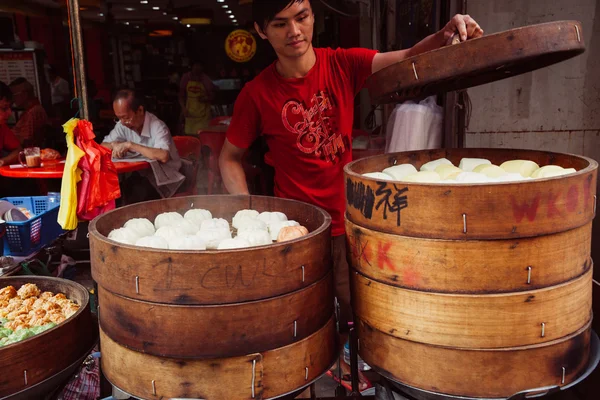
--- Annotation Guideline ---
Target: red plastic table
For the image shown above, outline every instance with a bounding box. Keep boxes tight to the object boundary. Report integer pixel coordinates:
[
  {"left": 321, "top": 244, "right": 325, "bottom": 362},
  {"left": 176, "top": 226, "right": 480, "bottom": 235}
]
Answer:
[{"left": 0, "top": 161, "right": 149, "bottom": 179}]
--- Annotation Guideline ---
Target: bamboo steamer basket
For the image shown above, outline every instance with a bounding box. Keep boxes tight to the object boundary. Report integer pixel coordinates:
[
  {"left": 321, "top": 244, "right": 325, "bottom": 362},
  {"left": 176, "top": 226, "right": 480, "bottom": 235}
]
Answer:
[
  {"left": 89, "top": 195, "right": 336, "bottom": 399},
  {"left": 0, "top": 276, "right": 96, "bottom": 398},
  {"left": 100, "top": 317, "right": 337, "bottom": 400},
  {"left": 344, "top": 148, "right": 597, "bottom": 398}
]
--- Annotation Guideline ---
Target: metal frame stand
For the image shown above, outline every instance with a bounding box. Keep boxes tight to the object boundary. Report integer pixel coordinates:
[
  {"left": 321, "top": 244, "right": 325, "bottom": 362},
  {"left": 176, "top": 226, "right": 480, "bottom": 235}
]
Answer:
[
  {"left": 307, "top": 322, "right": 376, "bottom": 400},
  {"left": 66, "top": 0, "right": 89, "bottom": 120}
]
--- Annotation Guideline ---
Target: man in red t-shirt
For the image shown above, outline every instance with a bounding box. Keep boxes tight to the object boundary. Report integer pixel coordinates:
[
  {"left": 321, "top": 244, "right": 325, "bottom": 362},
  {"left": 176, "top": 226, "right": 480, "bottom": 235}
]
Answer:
[
  {"left": 220, "top": 0, "right": 482, "bottom": 327},
  {"left": 0, "top": 81, "right": 21, "bottom": 167},
  {"left": 9, "top": 78, "right": 49, "bottom": 148}
]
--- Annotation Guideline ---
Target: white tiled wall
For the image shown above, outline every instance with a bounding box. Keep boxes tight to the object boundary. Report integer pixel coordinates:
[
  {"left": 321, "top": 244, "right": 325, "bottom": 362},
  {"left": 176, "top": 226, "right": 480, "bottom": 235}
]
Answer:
[{"left": 465, "top": 0, "right": 600, "bottom": 164}]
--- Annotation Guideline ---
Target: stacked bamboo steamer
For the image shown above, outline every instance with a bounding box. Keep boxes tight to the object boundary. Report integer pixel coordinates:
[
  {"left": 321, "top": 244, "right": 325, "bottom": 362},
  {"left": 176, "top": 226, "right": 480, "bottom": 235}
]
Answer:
[
  {"left": 344, "top": 148, "right": 597, "bottom": 398},
  {"left": 89, "top": 195, "right": 336, "bottom": 400}
]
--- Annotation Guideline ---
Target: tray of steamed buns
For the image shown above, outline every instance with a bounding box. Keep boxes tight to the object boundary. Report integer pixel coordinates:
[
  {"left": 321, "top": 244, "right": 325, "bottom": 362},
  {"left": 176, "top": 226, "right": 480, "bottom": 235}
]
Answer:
[
  {"left": 362, "top": 157, "right": 577, "bottom": 183},
  {"left": 344, "top": 148, "right": 597, "bottom": 239},
  {"left": 106, "top": 208, "right": 310, "bottom": 250}
]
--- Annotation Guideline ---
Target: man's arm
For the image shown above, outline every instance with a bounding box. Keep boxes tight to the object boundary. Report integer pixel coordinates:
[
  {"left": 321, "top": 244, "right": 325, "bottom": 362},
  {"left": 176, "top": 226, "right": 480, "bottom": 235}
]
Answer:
[
  {"left": 101, "top": 141, "right": 114, "bottom": 150},
  {"left": 372, "top": 14, "right": 483, "bottom": 74},
  {"left": 204, "top": 75, "right": 218, "bottom": 102},
  {"left": 219, "top": 139, "right": 250, "bottom": 195},
  {"left": 12, "top": 116, "right": 33, "bottom": 146},
  {"left": 0, "top": 128, "right": 22, "bottom": 166},
  {"left": 0, "top": 147, "right": 21, "bottom": 167},
  {"left": 128, "top": 142, "right": 169, "bottom": 163},
  {"left": 101, "top": 126, "right": 121, "bottom": 151},
  {"left": 111, "top": 141, "right": 170, "bottom": 163}
]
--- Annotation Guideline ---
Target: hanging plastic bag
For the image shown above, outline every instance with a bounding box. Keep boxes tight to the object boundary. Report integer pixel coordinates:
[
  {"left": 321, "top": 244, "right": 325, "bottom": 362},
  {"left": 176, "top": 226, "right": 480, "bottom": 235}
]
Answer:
[
  {"left": 75, "top": 120, "right": 120, "bottom": 221},
  {"left": 385, "top": 96, "right": 443, "bottom": 153},
  {"left": 57, "top": 119, "right": 85, "bottom": 230}
]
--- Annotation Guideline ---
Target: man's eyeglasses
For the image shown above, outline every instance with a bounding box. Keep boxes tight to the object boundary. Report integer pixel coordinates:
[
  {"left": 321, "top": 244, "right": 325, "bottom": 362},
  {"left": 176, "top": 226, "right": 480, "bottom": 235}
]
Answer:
[{"left": 114, "top": 116, "right": 134, "bottom": 125}]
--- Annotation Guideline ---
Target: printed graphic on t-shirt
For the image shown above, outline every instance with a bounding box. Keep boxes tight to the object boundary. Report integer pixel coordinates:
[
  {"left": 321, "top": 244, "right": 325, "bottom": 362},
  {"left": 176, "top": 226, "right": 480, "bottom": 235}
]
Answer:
[{"left": 281, "top": 90, "right": 347, "bottom": 163}]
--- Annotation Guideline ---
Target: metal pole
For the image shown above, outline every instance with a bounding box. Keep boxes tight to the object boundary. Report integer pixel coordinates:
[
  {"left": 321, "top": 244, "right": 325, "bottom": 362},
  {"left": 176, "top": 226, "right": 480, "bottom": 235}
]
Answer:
[{"left": 66, "top": 0, "right": 89, "bottom": 120}]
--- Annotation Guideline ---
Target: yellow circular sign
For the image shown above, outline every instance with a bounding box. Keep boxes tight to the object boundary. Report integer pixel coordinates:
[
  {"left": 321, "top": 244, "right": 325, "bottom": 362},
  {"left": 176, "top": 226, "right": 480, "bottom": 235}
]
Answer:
[{"left": 225, "top": 29, "right": 257, "bottom": 63}]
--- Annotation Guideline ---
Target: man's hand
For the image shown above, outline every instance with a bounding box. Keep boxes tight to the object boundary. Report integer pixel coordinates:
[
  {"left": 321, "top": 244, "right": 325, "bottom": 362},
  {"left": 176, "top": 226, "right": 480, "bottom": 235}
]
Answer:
[
  {"left": 0, "top": 159, "right": 4, "bottom": 167},
  {"left": 372, "top": 14, "right": 484, "bottom": 74},
  {"left": 112, "top": 141, "right": 131, "bottom": 159},
  {"left": 441, "top": 14, "right": 483, "bottom": 42}
]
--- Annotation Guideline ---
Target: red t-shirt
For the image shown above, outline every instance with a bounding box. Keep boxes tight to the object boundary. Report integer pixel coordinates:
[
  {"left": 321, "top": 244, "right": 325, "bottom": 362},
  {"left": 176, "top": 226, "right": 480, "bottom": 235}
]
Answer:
[
  {"left": 0, "top": 124, "right": 20, "bottom": 153},
  {"left": 227, "top": 47, "right": 377, "bottom": 236}
]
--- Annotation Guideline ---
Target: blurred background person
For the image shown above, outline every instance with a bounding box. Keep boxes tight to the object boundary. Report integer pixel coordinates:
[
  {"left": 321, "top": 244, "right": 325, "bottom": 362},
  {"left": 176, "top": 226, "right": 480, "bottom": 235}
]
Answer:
[
  {"left": 179, "top": 60, "right": 217, "bottom": 135},
  {"left": 9, "top": 77, "right": 49, "bottom": 147},
  {"left": 48, "top": 66, "right": 70, "bottom": 120},
  {"left": 0, "top": 81, "right": 21, "bottom": 167}
]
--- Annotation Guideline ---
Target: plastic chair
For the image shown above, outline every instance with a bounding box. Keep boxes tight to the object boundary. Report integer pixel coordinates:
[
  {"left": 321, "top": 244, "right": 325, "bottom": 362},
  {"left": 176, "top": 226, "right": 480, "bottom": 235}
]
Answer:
[
  {"left": 172, "top": 136, "right": 202, "bottom": 196},
  {"left": 196, "top": 131, "right": 226, "bottom": 194}
]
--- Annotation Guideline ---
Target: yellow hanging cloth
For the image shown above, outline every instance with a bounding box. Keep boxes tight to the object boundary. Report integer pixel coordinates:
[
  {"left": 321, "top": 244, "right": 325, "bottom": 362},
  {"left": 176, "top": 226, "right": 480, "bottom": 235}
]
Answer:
[{"left": 57, "top": 118, "right": 85, "bottom": 230}]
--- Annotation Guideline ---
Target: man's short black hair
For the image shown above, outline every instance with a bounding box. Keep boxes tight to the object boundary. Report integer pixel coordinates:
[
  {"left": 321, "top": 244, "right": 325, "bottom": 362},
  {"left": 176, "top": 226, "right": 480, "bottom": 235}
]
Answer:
[
  {"left": 113, "top": 88, "right": 145, "bottom": 111},
  {"left": 9, "top": 77, "right": 34, "bottom": 94},
  {"left": 252, "top": 0, "right": 310, "bottom": 32},
  {"left": 0, "top": 81, "right": 12, "bottom": 102}
]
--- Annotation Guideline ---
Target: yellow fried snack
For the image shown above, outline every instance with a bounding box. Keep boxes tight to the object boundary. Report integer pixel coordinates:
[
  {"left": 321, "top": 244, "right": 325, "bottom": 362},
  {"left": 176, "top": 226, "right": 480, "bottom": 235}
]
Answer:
[
  {"left": 0, "top": 284, "right": 80, "bottom": 347},
  {"left": 17, "top": 283, "right": 41, "bottom": 299}
]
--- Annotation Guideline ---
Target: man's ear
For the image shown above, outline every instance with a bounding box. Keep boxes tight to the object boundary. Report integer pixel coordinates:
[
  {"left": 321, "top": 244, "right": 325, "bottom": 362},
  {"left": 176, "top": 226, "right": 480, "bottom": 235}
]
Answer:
[{"left": 254, "top": 22, "right": 268, "bottom": 40}]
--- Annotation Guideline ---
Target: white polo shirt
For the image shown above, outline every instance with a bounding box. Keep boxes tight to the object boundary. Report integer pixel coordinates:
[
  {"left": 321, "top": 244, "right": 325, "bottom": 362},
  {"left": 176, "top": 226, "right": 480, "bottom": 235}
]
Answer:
[{"left": 103, "top": 111, "right": 181, "bottom": 172}]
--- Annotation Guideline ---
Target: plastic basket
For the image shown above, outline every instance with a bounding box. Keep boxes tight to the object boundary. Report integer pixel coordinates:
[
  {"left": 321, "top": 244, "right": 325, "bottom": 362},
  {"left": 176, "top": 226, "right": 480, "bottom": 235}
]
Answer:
[{"left": 1, "top": 196, "right": 64, "bottom": 256}]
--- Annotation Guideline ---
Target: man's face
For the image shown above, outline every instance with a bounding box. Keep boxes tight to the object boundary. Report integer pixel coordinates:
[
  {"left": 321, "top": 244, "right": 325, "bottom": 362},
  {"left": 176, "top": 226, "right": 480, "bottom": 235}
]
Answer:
[
  {"left": 10, "top": 84, "right": 29, "bottom": 108},
  {"left": 256, "top": 0, "right": 314, "bottom": 59},
  {"left": 0, "top": 98, "right": 11, "bottom": 125},
  {"left": 113, "top": 98, "right": 145, "bottom": 133}
]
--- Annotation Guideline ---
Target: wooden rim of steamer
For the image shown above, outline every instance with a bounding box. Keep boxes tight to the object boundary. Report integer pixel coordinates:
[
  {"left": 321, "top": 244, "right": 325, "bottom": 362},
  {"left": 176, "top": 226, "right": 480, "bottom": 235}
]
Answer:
[
  {"left": 100, "top": 316, "right": 337, "bottom": 400},
  {"left": 346, "top": 219, "right": 593, "bottom": 293},
  {"left": 351, "top": 268, "right": 592, "bottom": 348}
]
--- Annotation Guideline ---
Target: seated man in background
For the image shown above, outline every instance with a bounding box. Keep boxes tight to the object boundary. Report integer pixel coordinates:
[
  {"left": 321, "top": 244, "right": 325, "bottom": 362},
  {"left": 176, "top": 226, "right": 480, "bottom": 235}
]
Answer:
[
  {"left": 102, "top": 89, "right": 182, "bottom": 203},
  {"left": 1, "top": 81, "right": 33, "bottom": 197},
  {"left": 9, "top": 78, "right": 48, "bottom": 147},
  {"left": 0, "top": 81, "right": 21, "bottom": 167}
]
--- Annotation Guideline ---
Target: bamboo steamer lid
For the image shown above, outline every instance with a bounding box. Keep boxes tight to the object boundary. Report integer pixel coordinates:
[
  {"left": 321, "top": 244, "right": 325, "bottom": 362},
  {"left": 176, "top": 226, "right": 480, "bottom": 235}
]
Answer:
[{"left": 367, "top": 21, "right": 586, "bottom": 104}]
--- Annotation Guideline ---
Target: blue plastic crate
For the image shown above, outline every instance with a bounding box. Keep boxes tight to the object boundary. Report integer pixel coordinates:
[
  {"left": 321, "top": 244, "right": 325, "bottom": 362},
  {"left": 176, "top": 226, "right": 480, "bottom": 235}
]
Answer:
[{"left": 1, "top": 196, "right": 64, "bottom": 256}]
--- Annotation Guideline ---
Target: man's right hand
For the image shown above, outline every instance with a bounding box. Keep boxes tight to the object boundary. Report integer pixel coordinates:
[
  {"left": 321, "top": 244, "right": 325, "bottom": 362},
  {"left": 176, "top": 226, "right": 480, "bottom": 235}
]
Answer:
[{"left": 111, "top": 141, "right": 131, "bottom": 159}]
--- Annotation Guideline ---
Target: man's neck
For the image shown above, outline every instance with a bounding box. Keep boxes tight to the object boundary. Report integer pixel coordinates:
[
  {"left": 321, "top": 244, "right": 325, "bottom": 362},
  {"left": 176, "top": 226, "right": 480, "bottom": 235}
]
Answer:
[
  {"left": 275, "top": 46, "right": 316, "bottom": 79},
  {"left": 133, "top": 113, "right": 145, "bottom": 135}
]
